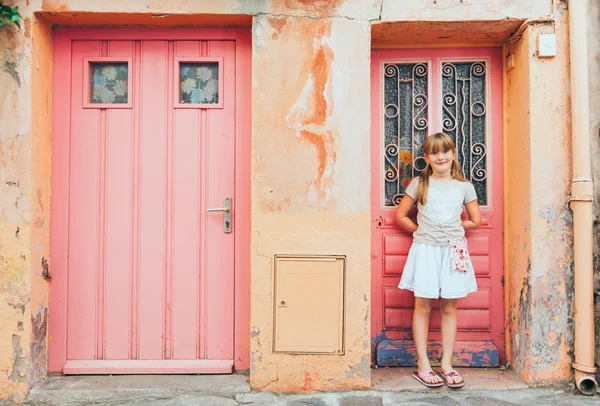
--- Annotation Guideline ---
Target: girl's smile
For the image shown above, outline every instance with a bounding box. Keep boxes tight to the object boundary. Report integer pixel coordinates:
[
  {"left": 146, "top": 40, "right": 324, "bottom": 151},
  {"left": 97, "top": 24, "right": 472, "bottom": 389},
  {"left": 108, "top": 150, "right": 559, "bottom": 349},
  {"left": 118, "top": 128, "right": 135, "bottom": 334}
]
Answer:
[{"left": 425, "top": 149, "right": 455, "bottom": 177}]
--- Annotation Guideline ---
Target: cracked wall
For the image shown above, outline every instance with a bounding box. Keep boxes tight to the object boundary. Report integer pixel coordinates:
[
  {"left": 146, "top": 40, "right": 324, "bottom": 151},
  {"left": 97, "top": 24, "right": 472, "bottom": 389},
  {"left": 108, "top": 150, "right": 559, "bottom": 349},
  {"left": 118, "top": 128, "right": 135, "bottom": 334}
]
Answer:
[
  {"left": 587, "top": 0, "right": 600, "bottom": 386},
  {"left": 506, "top": 2, "right": 575, "bottom": 385}
]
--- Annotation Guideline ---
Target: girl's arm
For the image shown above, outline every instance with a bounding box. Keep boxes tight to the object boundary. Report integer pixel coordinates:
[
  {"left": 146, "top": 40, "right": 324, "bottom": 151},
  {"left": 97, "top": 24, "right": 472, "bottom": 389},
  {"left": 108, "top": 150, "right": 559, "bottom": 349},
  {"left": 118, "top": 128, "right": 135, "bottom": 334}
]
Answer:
[
  {"left": 462, "top": 200, "right": 482, "bottom": 231},
  {"left": 395, "top": 194, "right": 418, "bottom": 233}
]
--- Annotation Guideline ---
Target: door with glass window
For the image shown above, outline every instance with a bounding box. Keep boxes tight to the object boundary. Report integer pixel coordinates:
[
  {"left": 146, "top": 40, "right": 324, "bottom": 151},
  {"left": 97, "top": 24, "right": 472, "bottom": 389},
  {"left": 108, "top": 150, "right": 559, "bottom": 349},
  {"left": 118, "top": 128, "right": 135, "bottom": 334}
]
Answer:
[
  {"left": 370, "top": 49, "right": 504, "bottom": 366},
  {"left": 49, "top": 29, "right": 248, "bottom": 374}
]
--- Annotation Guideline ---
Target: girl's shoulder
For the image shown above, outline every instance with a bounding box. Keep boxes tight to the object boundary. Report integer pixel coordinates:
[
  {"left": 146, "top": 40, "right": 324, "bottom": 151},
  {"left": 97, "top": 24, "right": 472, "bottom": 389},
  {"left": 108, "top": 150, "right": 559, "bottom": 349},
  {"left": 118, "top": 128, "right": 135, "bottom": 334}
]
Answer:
[{"left": 456, "top": 179, "right": 478, "bottom": 202}]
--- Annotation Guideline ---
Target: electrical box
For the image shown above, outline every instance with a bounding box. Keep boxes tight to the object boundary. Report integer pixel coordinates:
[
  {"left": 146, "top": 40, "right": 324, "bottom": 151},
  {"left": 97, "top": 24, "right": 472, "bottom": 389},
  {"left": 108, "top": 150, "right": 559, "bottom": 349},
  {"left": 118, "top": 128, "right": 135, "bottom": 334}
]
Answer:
[
  {"left": 273, "top": 255, "right": 345, "bottom": 354},
  {"left": 538, "top": 34, "right": 557, "bottom": 57}
]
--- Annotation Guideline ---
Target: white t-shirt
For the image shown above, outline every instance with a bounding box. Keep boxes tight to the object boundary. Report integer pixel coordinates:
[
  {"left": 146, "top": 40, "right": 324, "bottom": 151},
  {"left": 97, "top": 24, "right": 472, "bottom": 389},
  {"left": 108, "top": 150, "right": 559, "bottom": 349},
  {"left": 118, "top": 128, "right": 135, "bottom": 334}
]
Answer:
[{"left": 404, "top": 177, "right": 478, "bottom": 246}]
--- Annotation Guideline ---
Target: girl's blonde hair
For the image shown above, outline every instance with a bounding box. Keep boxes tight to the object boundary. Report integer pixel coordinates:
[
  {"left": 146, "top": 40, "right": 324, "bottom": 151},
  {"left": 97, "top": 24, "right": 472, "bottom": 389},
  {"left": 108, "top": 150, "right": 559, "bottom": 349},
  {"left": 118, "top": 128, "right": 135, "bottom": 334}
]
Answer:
[{"left": 416, "top": 132, "right": 467, "bottom": 205}]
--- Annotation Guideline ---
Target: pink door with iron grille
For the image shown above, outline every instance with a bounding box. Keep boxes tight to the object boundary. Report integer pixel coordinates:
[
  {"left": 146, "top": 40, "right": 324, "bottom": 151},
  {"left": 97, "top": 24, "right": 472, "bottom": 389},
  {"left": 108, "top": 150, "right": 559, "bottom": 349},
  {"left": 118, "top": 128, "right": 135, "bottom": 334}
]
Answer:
[
  {"left": 49, "top": 29, "right": 251, "bottom": 374},
  {"left": 371, "top": 49, "right": 504, "bottom": 367}
]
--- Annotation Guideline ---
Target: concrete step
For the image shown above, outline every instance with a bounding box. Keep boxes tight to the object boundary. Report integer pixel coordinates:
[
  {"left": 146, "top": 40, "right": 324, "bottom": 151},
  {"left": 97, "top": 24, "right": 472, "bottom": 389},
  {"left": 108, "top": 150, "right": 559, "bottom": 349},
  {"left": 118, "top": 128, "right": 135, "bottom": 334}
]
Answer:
[
  {"left": 26, "top": 374, "right": 251, "bottom": 406},
  {"left": 376, "top": 340, "right": 499, "bottom": 367}
]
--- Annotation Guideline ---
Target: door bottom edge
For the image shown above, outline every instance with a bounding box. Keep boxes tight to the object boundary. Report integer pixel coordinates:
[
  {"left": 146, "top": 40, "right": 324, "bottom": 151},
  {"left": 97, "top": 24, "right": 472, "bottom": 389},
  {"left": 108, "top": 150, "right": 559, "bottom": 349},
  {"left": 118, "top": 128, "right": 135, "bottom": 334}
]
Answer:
[{"left": 63, "top": 359, "right": 234, "bottom": 374}]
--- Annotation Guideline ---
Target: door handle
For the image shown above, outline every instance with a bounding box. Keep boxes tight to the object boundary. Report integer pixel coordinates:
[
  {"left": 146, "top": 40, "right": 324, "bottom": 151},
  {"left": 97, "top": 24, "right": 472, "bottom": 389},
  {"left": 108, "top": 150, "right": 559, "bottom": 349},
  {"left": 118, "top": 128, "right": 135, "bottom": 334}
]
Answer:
[
  {"left": 207, "top": 197, "right": 232, "bottom": 233},
  {"left": 206, "top": 207, "right": 230, "bottom": 213}
]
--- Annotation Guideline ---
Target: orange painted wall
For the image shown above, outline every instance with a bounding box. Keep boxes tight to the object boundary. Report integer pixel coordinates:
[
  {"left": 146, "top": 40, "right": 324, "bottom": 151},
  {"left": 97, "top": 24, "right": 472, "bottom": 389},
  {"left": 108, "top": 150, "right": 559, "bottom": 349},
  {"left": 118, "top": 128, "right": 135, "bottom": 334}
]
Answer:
[
  {"left": 505, "top": 2, "right": 575, "bottom": 384},
  {"left": 0, "top": 12, "right": 52, "bottom": 403}
]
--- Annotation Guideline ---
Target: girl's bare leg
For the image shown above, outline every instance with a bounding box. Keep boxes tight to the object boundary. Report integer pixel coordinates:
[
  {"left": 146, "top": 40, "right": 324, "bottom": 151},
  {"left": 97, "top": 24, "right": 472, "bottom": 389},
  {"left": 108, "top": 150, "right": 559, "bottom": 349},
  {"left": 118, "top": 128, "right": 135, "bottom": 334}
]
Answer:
[
  {"left": 439, "top": 298, "right": 462, "bottom": 384},
  {"left": 413, "top": 297, "right": 442, "bottom": 384}
]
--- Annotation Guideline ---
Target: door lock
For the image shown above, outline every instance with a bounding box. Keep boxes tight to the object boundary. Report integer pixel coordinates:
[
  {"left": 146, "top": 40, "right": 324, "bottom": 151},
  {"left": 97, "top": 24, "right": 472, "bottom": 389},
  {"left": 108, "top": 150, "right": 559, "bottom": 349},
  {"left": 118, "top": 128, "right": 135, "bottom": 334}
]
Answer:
[{"left": 207, "top": 197, "right": 232, "bottom": 233}]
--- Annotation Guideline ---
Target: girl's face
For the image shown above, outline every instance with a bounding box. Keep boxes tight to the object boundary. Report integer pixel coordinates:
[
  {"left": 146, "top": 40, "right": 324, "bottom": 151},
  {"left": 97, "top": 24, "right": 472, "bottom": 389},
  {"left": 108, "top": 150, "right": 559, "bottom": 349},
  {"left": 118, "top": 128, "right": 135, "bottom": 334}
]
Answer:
[{"left": 425, "top": 148, "right": 455, "bottom": 177}]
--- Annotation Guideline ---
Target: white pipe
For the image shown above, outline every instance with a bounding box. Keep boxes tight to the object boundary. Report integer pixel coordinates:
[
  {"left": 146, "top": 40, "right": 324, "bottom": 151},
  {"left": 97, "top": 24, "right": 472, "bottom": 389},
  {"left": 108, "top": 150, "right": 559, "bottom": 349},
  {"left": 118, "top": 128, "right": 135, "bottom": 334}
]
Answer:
[{"left": 568, "top": 0, "right": 598, "bottom": 396}]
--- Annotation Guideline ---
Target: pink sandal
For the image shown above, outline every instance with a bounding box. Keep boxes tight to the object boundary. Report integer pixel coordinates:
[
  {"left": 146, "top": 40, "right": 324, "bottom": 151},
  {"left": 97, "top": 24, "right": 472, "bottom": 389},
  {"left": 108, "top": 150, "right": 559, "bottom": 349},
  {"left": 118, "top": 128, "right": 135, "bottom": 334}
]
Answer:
[
  {"left": 411, "top": 370, "right": 444, "bottom": 388},
  {"left": 440, "top": 370, "right": 465, "bottom": 388}
]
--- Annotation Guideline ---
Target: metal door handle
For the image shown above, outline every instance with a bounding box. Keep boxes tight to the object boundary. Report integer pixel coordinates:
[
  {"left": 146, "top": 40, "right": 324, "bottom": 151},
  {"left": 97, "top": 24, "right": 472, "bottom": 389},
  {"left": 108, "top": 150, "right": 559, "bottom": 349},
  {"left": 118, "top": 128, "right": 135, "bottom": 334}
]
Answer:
[
  {"left": 207, "top": 198, "right": 232, "bottom": 233},
  {"left": 207, "top": 207, "right": 230, "bottom": 212}
]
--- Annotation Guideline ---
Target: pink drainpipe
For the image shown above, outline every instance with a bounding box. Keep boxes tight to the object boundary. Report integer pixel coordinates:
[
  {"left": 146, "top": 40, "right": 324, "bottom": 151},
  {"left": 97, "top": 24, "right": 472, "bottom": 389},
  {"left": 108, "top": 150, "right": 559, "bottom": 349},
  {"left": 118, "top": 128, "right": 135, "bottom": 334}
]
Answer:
[{"left": 568, "top": 0, "right": 598, "bottom": 396}]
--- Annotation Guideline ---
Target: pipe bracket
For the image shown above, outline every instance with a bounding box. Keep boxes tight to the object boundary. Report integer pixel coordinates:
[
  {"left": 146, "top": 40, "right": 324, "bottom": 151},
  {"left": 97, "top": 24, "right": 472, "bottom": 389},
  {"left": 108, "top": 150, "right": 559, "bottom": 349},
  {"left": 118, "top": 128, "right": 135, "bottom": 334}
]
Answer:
[
  {"left": 572, "top": 362, "right": 597, "bottom": 374},
  {"left": 568, "top": 195, "right": 593, "bottom": 202}
]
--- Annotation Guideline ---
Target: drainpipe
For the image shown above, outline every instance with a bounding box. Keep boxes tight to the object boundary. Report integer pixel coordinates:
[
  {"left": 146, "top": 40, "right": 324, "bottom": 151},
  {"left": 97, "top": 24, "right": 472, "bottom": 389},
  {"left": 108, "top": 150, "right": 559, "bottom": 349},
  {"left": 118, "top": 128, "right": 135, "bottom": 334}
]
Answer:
[{"left": 568, "top": 0, "right": 598, "bottom": 396}]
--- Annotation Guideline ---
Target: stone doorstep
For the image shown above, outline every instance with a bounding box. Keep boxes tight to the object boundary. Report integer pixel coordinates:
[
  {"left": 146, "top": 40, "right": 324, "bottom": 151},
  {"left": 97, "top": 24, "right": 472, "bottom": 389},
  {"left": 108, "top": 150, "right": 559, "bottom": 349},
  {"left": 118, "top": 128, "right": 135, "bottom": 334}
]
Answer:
[
  {"left": 26, "top": 373, "right": 251, "bottom": 405},
  {"left": 26, "top": 368, "right": 527, "bottom": 404},
  {"left": 371, "top": 367, "right": 528, "bottom": 392}
]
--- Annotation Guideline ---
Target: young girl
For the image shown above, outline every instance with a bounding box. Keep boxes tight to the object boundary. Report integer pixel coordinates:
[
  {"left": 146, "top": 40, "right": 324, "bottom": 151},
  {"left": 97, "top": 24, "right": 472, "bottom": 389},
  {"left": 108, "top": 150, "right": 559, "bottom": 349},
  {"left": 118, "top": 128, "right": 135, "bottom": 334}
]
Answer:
[{"left": 395, "top": 132, "right": 481, "bottom": 389}]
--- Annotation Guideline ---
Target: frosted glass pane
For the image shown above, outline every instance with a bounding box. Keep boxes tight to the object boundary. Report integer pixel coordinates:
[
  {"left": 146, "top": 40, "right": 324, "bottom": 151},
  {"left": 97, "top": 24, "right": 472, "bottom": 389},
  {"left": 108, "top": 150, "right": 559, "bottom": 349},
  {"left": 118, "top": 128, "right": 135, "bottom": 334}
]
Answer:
[
  {"left": 90, "top": 63, "right": 128, "bottom": 104},
  {"left": 179, "top": 62, "right": 219, "bottom": 104}
]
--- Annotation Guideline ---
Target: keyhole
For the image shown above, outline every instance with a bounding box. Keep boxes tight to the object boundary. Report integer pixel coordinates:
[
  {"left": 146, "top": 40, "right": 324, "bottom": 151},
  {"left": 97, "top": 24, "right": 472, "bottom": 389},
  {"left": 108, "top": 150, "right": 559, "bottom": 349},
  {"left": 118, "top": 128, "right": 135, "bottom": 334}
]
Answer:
[
  {"left": 280, "top": 300, "right": 286, "bottom": 306},
  {"left": 225, "top": 220, "right": 230, "bottom": 229}
]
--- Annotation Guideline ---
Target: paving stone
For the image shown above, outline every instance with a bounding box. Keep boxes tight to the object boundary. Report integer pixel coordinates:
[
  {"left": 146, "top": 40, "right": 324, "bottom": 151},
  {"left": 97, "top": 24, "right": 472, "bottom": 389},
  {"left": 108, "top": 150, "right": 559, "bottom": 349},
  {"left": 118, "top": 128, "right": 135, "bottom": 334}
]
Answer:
[
  {"left": 236, "top": 392, "right": 278, "bottom": 404},
  {"left": 462, "top": 396, "right": 516, "bottom": 405},
  {"left": 340, "top": 395, "right": 383, "bottom": 406},
  {"left": 408, "top": 396, "right": 460, "bottom": 406},
  {"left": 286, "top": 397, "right": 328, "bottom": 406},
  {"left": 149, "top": 395, "right": 239, "bottom": 405}
]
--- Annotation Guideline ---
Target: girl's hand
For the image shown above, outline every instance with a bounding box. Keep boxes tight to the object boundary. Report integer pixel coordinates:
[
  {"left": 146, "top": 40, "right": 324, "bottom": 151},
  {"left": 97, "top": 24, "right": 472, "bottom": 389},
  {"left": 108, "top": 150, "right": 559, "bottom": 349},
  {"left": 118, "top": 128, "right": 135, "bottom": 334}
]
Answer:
[
  {"left": 462, "top": 200, "right": 482, "bottom": 231},
  {"left": 395, "top": 194, "right": 419, "bottom": 233}
]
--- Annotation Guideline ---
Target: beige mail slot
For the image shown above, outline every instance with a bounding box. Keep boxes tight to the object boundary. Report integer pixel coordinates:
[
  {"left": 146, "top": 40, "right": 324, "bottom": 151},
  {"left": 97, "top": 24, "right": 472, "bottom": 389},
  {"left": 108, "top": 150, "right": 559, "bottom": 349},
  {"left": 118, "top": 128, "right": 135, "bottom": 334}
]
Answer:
[{"left": 273, "top": 255, "right": 345, "bottom": 354}]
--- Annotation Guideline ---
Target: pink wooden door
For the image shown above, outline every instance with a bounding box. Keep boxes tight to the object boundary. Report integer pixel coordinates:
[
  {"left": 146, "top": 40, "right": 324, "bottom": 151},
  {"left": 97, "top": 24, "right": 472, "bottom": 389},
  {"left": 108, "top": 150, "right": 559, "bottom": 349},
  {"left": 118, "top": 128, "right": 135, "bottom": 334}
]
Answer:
[
  {"left": 370, "top": 49, "right": 504, "bottom": 367},
  {"left": 49, "top": 30, "right": 241, "bottom": 374}
]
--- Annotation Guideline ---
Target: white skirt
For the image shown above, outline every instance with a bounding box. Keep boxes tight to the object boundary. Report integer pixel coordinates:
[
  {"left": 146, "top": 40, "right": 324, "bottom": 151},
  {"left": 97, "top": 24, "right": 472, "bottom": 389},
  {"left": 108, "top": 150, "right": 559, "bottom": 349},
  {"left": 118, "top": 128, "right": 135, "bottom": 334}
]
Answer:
[{"left": 398, "top": 242, "right": 477, "bottom": 299}]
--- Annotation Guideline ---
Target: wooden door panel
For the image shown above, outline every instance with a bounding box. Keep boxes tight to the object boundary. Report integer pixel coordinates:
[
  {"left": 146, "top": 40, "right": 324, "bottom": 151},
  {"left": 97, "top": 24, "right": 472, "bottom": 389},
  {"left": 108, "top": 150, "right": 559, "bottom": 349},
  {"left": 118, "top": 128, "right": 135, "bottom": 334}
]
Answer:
[
  {"left": 67, "top": 40, "right": 102, "bottom": 361},
  {"left": 172, "top": 40, "right": 203, "bottom": 361},
  {"left": 104, "top": 40, "right": 135, "bottom": 360},
  {"left": 138, "top": 40, "right": 169, "bottom": 360},
  {"left": 205, "top": 40, "right": 235, "bottom": 360}
]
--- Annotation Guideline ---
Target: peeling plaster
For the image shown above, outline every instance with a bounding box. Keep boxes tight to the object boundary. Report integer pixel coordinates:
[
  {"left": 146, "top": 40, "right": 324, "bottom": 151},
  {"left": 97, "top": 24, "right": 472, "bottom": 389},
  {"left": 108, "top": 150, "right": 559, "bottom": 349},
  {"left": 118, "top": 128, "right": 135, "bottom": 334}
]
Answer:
[
  {"left": 9, "top": 334, "right": 26, "bottom": 383},
  {"left": 29, "top": 306, "right": 48, "bottom": 382},
  {"left": 3, "top": 59, "right": 21, "bottom": 87}
]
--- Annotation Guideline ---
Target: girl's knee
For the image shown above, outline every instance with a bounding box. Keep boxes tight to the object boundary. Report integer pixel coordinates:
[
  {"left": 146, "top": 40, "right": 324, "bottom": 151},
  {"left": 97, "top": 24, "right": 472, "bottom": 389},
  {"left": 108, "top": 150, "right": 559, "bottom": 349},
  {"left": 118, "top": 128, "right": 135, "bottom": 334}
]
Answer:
[
  {"left": 414, "top": 298, "right": 433, "bottom": 315},
  {"left": 439, "top": 299, "right": 458, "bottom": 316}
]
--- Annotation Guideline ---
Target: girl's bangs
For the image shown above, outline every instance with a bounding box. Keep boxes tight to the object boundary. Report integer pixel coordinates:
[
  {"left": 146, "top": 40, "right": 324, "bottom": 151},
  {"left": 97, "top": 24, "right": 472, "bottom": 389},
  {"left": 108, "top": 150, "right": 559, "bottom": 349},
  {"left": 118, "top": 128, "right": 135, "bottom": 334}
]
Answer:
[{"left": 425, "top": 134, "right": 454, "bottom": 154}]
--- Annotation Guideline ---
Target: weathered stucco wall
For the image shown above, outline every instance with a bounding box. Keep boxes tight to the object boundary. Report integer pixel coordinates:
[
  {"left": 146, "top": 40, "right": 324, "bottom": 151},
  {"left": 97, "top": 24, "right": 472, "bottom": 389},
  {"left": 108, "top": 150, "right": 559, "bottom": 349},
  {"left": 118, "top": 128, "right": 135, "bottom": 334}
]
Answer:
[
  {"left": 506, "top": 3, "right": 574, "bottom": 384},
  {"left": 0, "top": 3, "right": 52, "bottom": 402},
  {"left": 505, "top": 18, "right": 532, "bottom": 376},
  {"left": 381, "top": 0, "right": 552, "bottom": 21},
  {"left": 0, "top": 0, "right": 585, "bottom": 401},
  {"left": 587, "top": 0, "right": 600, "bottom": 385},
  {"left": 251, "top": 11, "right": 372, "bottom": 391}
]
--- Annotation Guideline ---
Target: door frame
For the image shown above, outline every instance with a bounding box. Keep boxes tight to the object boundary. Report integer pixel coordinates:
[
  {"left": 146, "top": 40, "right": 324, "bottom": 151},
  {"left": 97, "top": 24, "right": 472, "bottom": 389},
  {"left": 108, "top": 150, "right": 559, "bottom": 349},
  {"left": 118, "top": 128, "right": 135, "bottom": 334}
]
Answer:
[
  {"left": 370, "top": 48, "right": 505, "bottom": 362},
  {"left": 48, "top": 28, "right": 251, "bottom": 372}
]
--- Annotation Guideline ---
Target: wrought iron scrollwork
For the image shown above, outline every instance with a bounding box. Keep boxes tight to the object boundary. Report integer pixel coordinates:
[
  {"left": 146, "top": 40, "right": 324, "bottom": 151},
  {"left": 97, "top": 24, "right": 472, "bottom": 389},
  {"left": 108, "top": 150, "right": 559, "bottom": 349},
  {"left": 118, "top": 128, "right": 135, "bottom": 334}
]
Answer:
[
  {"left": 383, "top": 62, "right": 429, "bottom": 206},
  {"left": 441, "top": 61, "right": 488, "bottom": 205}
]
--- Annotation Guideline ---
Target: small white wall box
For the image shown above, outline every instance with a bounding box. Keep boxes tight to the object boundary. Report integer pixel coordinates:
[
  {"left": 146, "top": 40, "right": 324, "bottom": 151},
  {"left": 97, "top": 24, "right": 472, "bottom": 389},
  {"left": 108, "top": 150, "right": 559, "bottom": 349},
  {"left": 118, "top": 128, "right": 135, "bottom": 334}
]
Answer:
[{"left": 538, "top": 34, "right": 557, "bottom": 57}]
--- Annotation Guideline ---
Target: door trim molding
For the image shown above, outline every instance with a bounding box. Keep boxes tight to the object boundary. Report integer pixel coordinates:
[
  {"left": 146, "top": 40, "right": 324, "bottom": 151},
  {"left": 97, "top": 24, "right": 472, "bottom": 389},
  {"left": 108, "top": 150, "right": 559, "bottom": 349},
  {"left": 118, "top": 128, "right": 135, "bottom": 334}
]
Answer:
[{"left": 49, "top": 27, "right": 251, "bottom": 373}]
